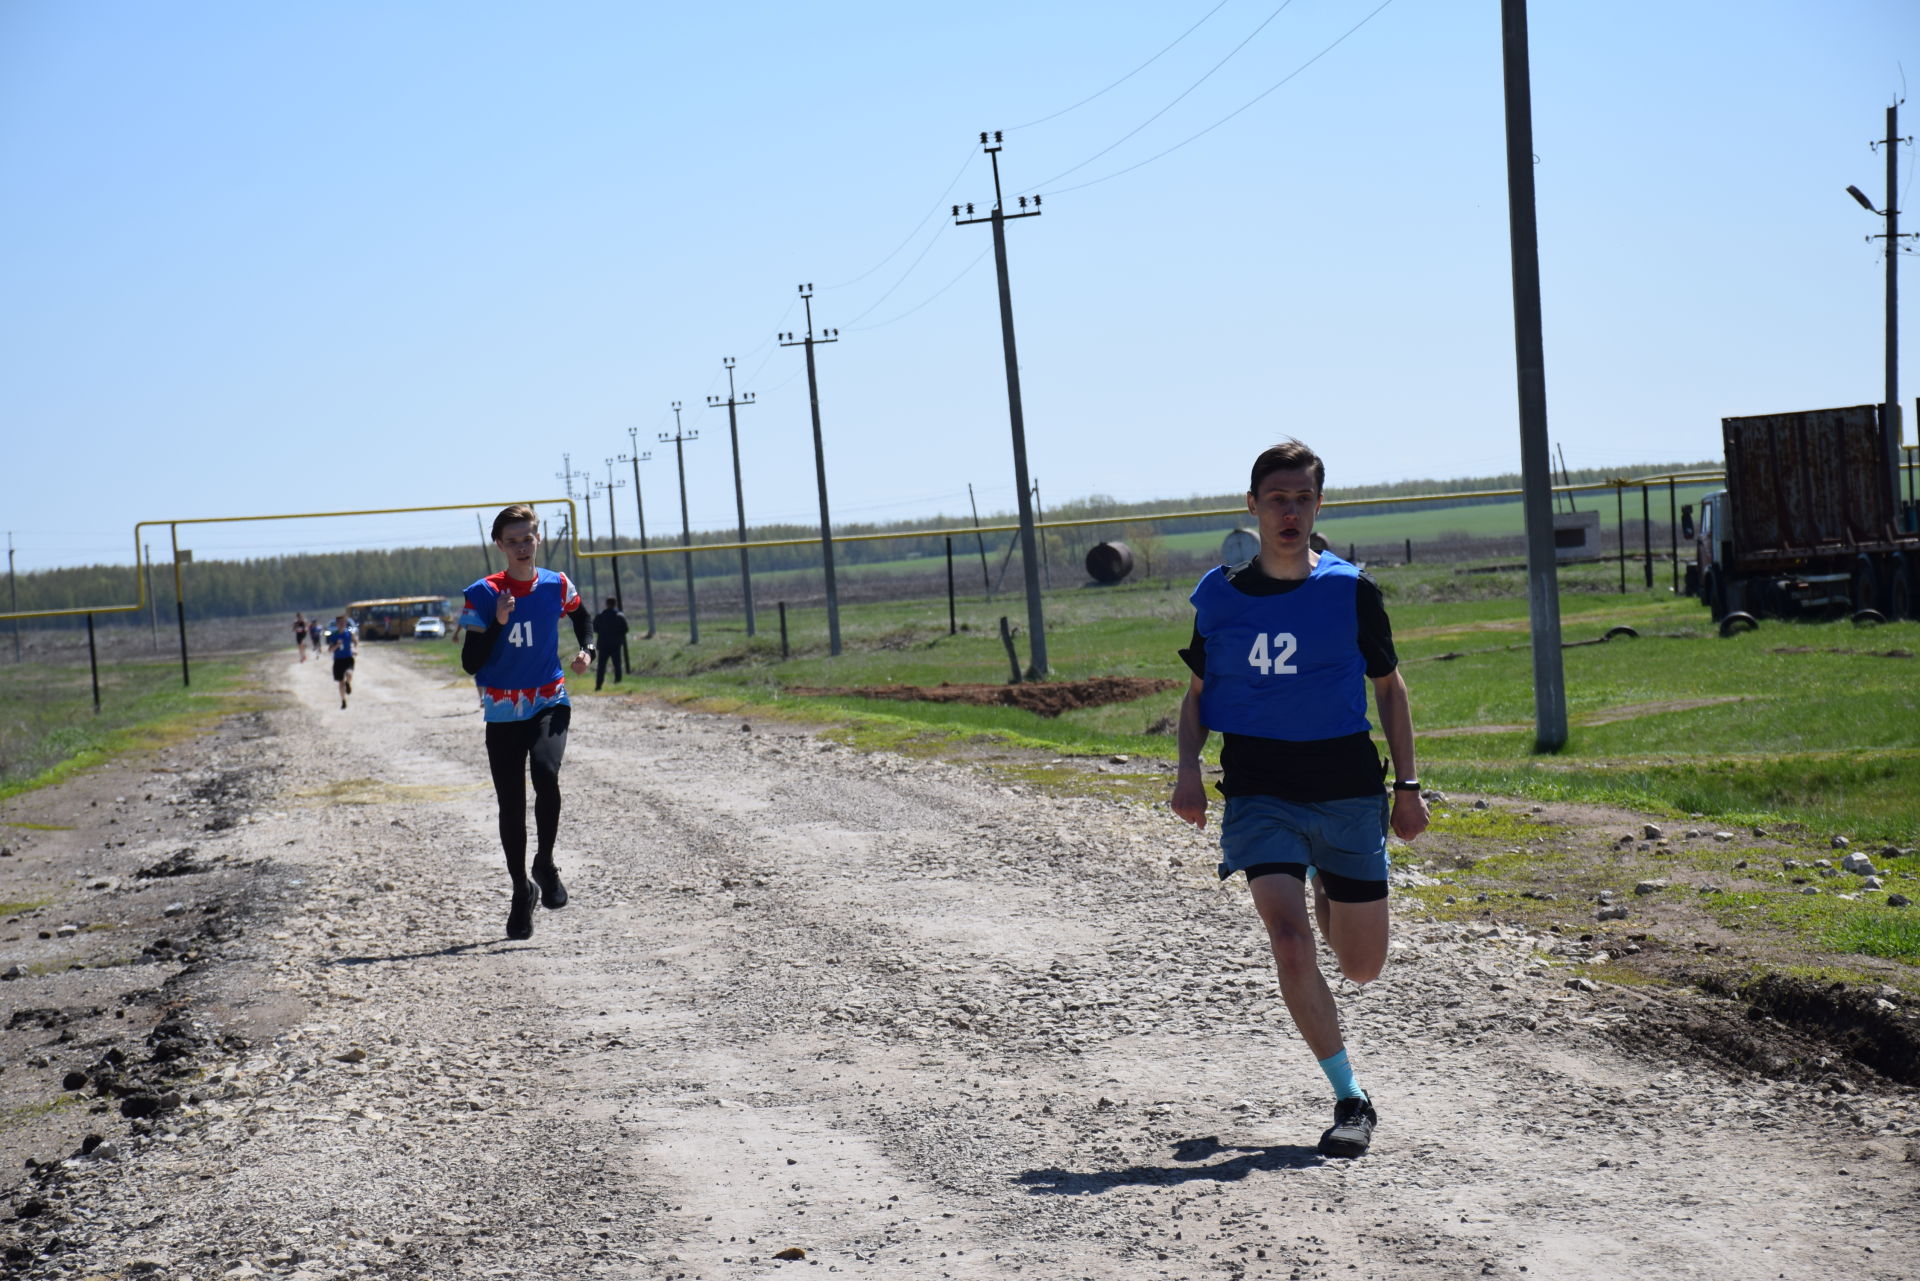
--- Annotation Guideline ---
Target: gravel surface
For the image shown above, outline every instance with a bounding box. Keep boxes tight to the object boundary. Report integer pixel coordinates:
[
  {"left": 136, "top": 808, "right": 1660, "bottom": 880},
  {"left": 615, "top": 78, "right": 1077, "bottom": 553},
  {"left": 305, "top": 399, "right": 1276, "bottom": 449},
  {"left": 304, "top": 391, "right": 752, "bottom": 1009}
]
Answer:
[{"left": 2, "top": 648, "right": 1916, "bottom": 1280}]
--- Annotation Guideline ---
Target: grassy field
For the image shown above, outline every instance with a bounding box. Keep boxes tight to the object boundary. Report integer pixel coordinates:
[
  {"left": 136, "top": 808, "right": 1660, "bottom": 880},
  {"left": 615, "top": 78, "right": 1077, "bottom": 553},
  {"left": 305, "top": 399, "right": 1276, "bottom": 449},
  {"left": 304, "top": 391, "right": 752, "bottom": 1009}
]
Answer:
[
  {"left": 1158, "top": 482, "right": 1723, "bottom": 554},
  {"left": 0, "top": 655, "right": 265, "bottom": 801},
  {"left": 416, "top": 557, "right": 1919, "bottom": 847}
]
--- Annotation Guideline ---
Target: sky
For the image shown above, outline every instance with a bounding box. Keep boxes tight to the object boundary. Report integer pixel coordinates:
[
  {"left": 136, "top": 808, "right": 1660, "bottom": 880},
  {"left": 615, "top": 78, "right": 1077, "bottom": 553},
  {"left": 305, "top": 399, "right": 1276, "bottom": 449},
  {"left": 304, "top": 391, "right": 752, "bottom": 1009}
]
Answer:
[{"left": 2, "top": 0, "right": 1917, "bottom": 573}]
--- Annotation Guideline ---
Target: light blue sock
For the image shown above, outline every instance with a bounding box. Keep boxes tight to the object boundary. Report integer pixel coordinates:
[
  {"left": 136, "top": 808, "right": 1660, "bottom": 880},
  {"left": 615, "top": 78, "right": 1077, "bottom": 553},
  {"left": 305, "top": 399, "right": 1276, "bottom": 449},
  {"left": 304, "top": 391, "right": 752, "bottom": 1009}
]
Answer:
[{"left": 1318, "top": 1048, "right": 1367, "bottom": 1101}]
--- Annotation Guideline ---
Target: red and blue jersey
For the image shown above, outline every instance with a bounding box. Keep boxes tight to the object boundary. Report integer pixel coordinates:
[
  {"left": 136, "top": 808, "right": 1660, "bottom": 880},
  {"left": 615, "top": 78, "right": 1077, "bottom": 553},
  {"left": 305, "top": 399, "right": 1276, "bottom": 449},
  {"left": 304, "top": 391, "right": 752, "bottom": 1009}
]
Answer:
[{"left": 460, "top": 569, "right": 582, "bottom": 722}]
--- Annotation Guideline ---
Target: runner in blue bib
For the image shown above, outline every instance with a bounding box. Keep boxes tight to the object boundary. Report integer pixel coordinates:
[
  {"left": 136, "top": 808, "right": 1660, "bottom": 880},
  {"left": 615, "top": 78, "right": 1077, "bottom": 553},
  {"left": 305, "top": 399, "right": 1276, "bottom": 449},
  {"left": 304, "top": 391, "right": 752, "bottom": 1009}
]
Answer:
[
  {"left": 1169, "top": 439, "right": 1429, "bottom": 1159},
  {"left": 460, "top": 504, "right": 595, "bottom": 941}
]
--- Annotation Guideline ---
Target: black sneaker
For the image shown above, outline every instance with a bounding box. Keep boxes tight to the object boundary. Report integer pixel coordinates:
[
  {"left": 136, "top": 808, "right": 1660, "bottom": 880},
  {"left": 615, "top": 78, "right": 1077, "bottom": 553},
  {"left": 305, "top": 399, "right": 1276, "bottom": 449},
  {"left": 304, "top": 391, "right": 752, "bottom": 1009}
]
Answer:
[
  {"left": 530, "top": 858, "right": 568, "bottom": 909},
  {"left": 1318, "top": 1095, "right": 1376, "bottom": 1158},
  {"left": 506, "top": 880, "right": 536, "bottom": 940}
]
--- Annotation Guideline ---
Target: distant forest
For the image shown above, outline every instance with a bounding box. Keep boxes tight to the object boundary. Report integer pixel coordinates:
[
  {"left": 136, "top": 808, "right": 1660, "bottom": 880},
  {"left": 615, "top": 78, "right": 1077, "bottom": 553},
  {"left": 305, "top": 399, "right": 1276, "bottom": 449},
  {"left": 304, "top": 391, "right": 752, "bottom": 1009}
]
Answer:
[{"left": 8, "top": 461, "right": 1714, "bottom": 627}]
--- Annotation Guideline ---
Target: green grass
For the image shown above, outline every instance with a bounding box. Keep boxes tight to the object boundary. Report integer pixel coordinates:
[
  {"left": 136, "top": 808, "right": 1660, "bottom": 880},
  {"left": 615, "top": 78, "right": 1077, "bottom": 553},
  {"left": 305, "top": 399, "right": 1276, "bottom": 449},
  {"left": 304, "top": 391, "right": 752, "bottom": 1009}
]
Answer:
[
  {"left": 1704, "top": 887, "right": 1920, "bottom": 965},
  {"left": 0, "top": 655, "right": 265, "bottom": 800},
  {"left": 1159, "top": 483, "right": 1723, "bottom": 553},
  {"left": 411, "top": 560, "right": 1920, "bottom": 846}
]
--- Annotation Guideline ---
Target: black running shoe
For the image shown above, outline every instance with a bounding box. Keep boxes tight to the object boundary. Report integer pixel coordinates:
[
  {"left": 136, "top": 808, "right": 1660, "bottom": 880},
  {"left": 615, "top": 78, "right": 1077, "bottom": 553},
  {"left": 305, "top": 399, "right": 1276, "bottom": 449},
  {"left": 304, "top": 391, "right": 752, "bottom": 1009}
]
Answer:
[
  {"left": 1318, "top": 1095, "right": 1376, "bottom": 1158},
  {"left": 506, "top": 880, "right": 536, "bottom": 940},
  {"left": 530, "top": 858, "right": 568, "bottom": 909}
]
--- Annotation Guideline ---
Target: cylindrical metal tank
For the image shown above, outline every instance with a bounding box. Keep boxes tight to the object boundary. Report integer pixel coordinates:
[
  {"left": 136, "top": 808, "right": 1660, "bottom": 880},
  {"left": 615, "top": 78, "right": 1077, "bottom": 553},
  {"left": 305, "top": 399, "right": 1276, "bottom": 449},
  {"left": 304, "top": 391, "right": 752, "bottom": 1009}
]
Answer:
[
  {"left": 1220, "top": 527, "right": 1259, "bottom": 565},
  {"left": 1084, "top": 541, "right": 1135, "bottom": 584}
]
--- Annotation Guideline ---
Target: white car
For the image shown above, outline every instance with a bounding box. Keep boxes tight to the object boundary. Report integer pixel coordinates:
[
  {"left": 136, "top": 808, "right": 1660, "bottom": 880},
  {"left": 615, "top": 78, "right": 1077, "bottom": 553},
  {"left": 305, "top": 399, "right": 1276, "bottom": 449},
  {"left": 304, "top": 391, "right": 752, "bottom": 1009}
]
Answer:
[{"left": 414, "top": 616, "right": 447, "bottom": 639}]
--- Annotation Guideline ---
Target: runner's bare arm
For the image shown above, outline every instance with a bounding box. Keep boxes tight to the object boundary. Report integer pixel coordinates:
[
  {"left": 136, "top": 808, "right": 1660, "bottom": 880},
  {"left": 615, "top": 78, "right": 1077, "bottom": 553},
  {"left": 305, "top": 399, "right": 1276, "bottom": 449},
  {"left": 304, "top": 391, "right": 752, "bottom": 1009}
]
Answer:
[
  {"left": 1170, "top": 674, "right": 1210, "bottom": 829},
  {"left": 568, "top": 603, "right": 593, "bottom": 675},
  {"left": 1371, "top": 669, "right": 1428, "bottom": 841}
]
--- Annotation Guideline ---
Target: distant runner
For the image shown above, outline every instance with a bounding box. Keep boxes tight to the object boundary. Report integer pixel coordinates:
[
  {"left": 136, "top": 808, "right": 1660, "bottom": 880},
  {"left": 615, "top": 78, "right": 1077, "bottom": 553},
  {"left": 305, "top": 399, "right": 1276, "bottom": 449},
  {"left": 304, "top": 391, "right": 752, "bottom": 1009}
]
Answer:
[
  {"left": 293, "top": 613, "right": 309, "bottom": 662},
  {"left": 592, "top": 597, "right": 629, "bottom": 690},
  {"left": 1169, "top": 439, "right": 1427, "bottom": 1159},
  {"left": 326, "top": 614, "right": 358, "bottom": 709},
  {"left": 460, "top": 504, "right": 594, "bottom": 941}
]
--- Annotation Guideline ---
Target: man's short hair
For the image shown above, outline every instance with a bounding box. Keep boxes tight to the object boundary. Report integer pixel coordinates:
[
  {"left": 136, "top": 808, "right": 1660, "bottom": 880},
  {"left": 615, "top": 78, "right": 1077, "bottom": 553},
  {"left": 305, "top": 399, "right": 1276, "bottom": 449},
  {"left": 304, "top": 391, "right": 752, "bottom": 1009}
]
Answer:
[
  {"left": 604, "top": 597, "right": 618, "bottom": 609},
  {"left": 1250, "top": 439, "right": 1326, "bottom": 495},
  {"left": 491, "top": 504, "right": 538, "bottom": 541}
]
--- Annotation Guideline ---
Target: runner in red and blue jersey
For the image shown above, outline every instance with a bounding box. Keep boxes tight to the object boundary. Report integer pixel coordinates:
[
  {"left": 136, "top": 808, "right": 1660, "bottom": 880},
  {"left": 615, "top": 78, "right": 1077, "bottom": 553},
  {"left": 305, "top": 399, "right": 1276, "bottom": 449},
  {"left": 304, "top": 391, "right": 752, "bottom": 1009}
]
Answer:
[{"left": 460, "top": 504, "right": 595, "bottom": 941}]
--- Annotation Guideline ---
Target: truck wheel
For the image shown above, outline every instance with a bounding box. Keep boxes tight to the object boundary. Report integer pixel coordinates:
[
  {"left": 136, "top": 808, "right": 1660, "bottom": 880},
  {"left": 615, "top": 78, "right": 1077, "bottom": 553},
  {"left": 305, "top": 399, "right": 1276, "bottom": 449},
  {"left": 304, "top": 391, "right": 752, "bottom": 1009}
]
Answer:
[
  {"left": 1718, "top": 612, "right": 1759, "bottom": 637},
  {"left": 1850, "top": 555, "right": 1878, "bottom": 615},
  {"left": 1885, "top": 556, "right": 1911, "bottom": 621}
]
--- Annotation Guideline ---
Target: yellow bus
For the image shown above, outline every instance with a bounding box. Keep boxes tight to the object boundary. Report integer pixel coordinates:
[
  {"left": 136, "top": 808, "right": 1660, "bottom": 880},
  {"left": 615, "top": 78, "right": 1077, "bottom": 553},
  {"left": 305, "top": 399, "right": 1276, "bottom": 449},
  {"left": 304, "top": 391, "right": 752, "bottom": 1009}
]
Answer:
[{"left": 345, "top": 596, "right": 451, "bottom": 640}]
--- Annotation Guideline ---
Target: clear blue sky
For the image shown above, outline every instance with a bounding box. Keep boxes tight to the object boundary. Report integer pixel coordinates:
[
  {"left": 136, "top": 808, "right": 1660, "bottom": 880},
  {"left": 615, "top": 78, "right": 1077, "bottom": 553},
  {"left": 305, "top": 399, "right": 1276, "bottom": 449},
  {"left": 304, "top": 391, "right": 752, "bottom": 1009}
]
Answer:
[{"left": 3, "top": 1, "right": 1915, "bottom": 572}]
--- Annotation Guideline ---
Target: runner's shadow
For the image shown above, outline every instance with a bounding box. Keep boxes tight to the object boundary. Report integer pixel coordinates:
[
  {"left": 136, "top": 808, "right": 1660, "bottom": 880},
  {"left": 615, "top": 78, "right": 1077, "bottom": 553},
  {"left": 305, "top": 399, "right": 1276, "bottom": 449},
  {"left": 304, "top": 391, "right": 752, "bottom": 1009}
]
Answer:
[
  {"left": 1016, "top": 1135, "right": 1322, "bottom": 1195},
  {"left": 325, "top": 941, "right": 530, "bottom": 966}
]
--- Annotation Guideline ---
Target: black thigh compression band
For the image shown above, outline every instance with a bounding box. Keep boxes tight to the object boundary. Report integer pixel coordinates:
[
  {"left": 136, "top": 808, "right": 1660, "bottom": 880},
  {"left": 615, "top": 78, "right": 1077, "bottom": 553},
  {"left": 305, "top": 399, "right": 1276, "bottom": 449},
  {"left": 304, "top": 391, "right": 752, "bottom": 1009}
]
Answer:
[
  {"left": 1243, "top": 862, "right": 1387, "bottom": 904},
  {"left": 483, "top": 702, "right": 571, "bottom": 880}
]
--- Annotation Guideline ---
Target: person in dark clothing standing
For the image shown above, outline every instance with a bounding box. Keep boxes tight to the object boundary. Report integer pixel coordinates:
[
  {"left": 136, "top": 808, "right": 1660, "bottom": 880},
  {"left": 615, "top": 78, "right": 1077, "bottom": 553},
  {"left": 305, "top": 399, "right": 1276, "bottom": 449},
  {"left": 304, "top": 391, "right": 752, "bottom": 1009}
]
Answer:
[
  {"left": 459, "top": 505, "right": 594, "bottom": 941},
  {"left": 1169, "top": 438, "right": 1427, "bottom": 1161},
  {"left": 592, "top": 598, "right": 629, "bottom": 690}
]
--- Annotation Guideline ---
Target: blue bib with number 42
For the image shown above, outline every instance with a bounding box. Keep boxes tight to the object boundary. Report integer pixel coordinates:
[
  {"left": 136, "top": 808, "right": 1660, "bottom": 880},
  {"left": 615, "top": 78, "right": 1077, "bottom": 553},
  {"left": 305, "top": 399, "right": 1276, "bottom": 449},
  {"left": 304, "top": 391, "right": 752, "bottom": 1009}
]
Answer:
[{"left": 1191, "top": 553, "right": 1370, "bottom": 742}]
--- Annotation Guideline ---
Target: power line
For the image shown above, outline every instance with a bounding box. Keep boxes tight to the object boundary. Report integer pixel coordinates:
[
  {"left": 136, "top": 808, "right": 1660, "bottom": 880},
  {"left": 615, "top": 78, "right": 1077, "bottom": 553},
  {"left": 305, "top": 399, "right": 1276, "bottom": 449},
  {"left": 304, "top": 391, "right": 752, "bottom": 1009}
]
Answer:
[
  {"left": 820, "top": 145, "right": 976, "bottom": 291},
  {"left": 849, "top": 247, "right": 991, "bottom": 332},
  {"left": 1030, "top": 0, "right": 1300, "bottom": 192},
  {"left": 1008, "top": 0, "right": 1234, "bottom": 131},
  {"left": 843, "top": 221, "right": 954, "bottom": 326},
  {"left": 1039, "top": 0, "right": 1401, "bottom": 198}
]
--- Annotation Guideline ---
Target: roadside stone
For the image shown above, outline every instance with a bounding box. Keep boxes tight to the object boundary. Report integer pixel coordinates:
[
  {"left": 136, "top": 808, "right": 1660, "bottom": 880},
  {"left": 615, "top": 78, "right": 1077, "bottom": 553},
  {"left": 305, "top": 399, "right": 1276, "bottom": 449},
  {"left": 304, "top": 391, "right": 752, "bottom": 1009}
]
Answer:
[
  {"left": 1634, "top": 880, "right": 1668, "bottom": 896},
  {"left": 1781, "top": 858, "right": 1802, "bottom": 870},
  {"left": 1642, "top": 823, "right": 1664, "bottom": 840},
  {"left": 3, "top": 965, "right": 28, "bottom": 981},
  {"left": 1800, "top": 886, "right": 1822, "bottom": 896},
  {"left": 1566, "top": 977, "right": 1600, "bottom": 993},
  {"left": 1888, "top": 894, "right": 1912, "bottom": 908},
  {"left": 333, "top": 1048, "right": 368, "bottom": 1064},
  {"left": 1109, "top": 754, "right": 1129, "bottom": 764},
  {"left": 1863, "top": 876, "right": 1884, "bottom": 890},
  {"left": 1831, "top": 835, "right": 1851, "bottom": 849},
  {"left": 1596, "top": 905, "right": 1629, "bottom": 922},
  {"left": 1472, "top": 799, "right": 1490, "bottom": 809},
  {"left": 1841, "top": 852, "right": 1877, "bottom": 875},
  {"left": 1713, "top": 831, "right": 1735, "bottom": 842}
]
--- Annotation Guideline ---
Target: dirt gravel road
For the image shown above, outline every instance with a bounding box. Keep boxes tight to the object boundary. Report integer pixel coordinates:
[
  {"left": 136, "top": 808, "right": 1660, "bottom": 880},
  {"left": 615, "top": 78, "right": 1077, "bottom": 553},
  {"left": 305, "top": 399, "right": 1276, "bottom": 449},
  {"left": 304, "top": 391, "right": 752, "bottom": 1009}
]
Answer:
[{"left": 4, "top": 648, "right": 1917, "bottom": 1280}]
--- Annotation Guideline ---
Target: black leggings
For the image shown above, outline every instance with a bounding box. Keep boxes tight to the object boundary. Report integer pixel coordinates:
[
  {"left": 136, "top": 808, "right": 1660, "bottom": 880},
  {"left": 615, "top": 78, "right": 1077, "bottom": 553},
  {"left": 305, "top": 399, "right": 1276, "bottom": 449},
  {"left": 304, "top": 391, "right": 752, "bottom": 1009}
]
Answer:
[{"left": 484, "top": 703, "right": 570, "bottom": 882}]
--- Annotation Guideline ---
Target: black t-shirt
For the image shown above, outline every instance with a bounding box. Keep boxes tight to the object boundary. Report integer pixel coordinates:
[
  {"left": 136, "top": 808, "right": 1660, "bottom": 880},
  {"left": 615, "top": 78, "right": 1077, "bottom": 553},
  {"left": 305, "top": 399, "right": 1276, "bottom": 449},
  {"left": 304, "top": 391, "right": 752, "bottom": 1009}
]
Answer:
[{"left": 1179, "top": 559, "right": 1398, "bottom": 802}]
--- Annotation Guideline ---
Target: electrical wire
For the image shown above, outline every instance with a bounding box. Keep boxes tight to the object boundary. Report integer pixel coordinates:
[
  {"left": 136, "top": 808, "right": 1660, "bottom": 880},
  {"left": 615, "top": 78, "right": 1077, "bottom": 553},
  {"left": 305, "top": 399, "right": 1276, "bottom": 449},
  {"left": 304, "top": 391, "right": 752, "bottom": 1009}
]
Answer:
[
  {"left": 1039, "top": 0, "right": 1400, "bottom": 198},
  {"left": 842, "top": 222, "right": 953, "bottom": 327},
  {"left": 1008, "top": 0, "right": 1234, "bottom": 132},
  {"left": 848, "top": 247, "right": 991, "bottom": 333},
  {"left": 1030, "top": 0, "right": 1299, "bottom": 192},
  {"left": 819, "top": 146, "right": 977, "bottom": 292}
]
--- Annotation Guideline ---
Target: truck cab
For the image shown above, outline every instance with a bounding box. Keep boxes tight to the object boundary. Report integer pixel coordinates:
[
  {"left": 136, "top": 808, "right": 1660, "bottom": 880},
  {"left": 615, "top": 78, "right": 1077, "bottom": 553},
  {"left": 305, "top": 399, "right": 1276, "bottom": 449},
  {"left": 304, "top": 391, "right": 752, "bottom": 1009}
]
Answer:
[{"left": 1682, "top": 491, "right": 1728, "bottom": 612}]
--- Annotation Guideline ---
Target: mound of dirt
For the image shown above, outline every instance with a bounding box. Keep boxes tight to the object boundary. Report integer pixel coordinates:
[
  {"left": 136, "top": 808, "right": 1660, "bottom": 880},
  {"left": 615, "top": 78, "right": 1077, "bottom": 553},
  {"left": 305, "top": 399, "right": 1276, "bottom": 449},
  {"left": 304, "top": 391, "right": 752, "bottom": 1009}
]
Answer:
[{"left": 785, "top": 676, "right": 1180, "bottom": 719}]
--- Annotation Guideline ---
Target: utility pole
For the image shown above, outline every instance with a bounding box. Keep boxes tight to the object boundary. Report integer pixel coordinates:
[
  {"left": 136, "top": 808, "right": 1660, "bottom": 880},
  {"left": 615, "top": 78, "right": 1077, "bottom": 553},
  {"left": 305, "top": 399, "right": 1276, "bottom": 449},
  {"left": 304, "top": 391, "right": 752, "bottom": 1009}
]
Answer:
[
  {"left": 956, "top": 132, "right": 1048, "bottom": 679},
  {"left": 144, "top": 541, "right": 158, "bottom": 649},
  {"left": 707, "top": 357, "right": 759, "bottom": 636},
  {"left": 476, "top": 513, "right": 493, "bottom": 577},
  {"left": 602, "top": 459, "right": 627, "bottom": 613},
  {"left": 7, "top": 532, "right": 19, "bottom": 662},
  {"left": 1499, "top": 0, "right": 1568, "bottom": 751},
  {"left": 1032, "top": 478, "right": 1052, "bottom": 587},
  {"left": 620, "top": 436, "right": 657, "bottom": 639},
  {"left": 660, "top": 403, "right": 700, "bottom": 644},
  {"left": 967, "top": 483, "right": 992, "bottom": 598},
  {"left": 582, "top": 484, "right": 602, "bottom": 603},
  {"left": 1849, "top": 102, "right": 1915, "bottom": 517},
  {"left": 554, "top": 458, "right": 589, "bottom": 585},
  {"left": 779, "top": 285, "right": 844, "bottom": 656}
]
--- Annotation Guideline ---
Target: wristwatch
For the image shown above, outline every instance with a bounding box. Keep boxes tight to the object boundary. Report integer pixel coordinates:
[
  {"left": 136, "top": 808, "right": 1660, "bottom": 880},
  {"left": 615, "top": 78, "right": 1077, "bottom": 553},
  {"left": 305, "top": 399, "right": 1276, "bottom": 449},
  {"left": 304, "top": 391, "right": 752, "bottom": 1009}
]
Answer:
[{"left": 1391, "top": 779, "right": 1421, "bottom": 792}]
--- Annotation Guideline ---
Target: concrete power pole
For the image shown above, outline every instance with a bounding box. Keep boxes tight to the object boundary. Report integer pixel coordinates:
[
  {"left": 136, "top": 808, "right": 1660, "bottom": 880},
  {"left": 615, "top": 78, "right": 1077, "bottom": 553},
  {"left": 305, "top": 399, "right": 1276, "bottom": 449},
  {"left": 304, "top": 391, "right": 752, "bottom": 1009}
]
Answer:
[
  {"left": 621, "top": 434, "right": 657, "bottom": 638},
  {"left": 553, "top": 457, "right": 589, "bottom": 586},
  {"left": 1849, "top": 102, "right": 1915, "bottom": 516},
  {"left": 779, "top": 286, "right": 844, "bottom": 657},
  {"left": 1499, "top": 0, "right": 1568, "bottom": 751},
  {"left": 707, "top": 357, "right": 758, "bottom": 636},
  {"left": 7, "top": 532, "right": 19, "bottom": 662},
  {"left": 660, "top": 404, "right": 701, "bottom": 645},
  {"left": 601, "top": 461, "right": 628, "bottom": 612},
  {"left": 956, "top": 132, "right": 1048, "bottom": 680}
]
